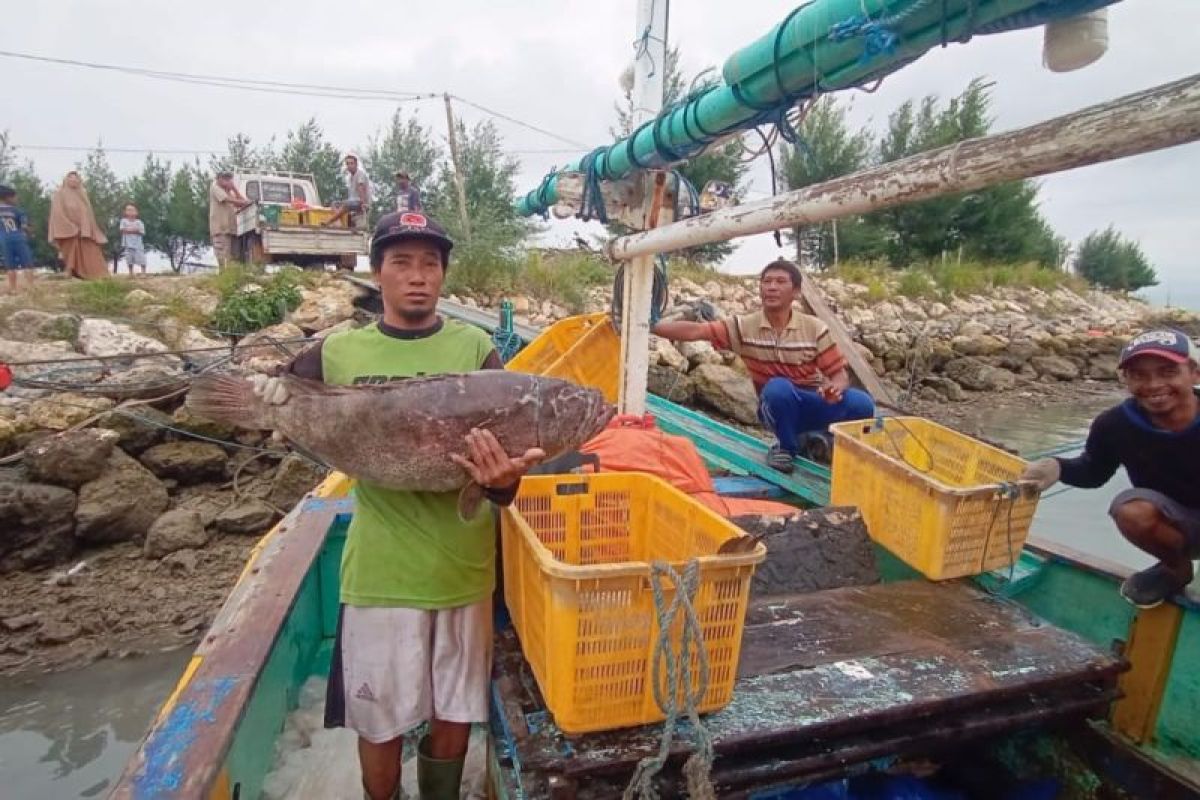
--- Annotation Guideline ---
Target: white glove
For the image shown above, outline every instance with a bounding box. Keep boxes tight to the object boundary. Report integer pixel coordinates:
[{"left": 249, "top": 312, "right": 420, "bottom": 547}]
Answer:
[
  {"left": 250, "top": 373, "right": 290, "bottom": 406},
  {"left": 1020, "top": 458, "right": 1061, "bottom": 492}
]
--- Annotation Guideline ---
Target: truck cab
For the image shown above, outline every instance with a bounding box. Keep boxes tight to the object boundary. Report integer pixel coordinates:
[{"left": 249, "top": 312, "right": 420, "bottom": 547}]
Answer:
[{"left": 232, "top": 169, "right": 367, "bottom": 270}]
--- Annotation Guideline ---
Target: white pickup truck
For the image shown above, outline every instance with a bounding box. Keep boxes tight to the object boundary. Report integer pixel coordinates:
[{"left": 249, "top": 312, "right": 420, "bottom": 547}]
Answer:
[{"left": 232, "top": 171, "right": 368, "bottom": 270}]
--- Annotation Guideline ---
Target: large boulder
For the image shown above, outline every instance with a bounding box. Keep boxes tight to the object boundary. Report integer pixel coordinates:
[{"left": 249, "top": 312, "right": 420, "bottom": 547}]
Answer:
[
  {"left": 950, "top": 334, "right": 1008, "bottom": 357},
  {"left": 212, "top": 499, "right": 278, "bottom": 535},
  {"left": 95, "top": 406, "right": 173, "bottom": 454},
  {"left": 1088, "top": 355, "right": 1120, "bottom": 381},
  {"left": 0, "top": 481, "right": 77, "bottom": 572},
  {"left": 921, "top": 375, "right": 966, "bottom": 402},
  {"left": 144, "top": 509, "right": 212, "bottom": 558},
  {"left": 650, "top": 337, "right": 688, "bottom": 372},
  {"left": 76, "top": 318, "right": 180, "bottom": 366},
  {"left": 993, "top": 339, "right": 1039, "bottom": 371},
  {"left": 943, "top": 358, "right": 1018, "bottom": 392},
  {"left": 268, "top": 454, "right": 327, "bottom": 509},
  {"left": 24, "top": 429, "right": 117, "bottom": 488},
  {"left": 75, "top": 450, "right": 170, "bottom": 544},
  {"left": 288, "top": 285, "right": 360, "bottom": 332},
  {"left": 172, "top": 286, "right": 220, "bottom": 317},
  {"left": 0, "top": 338, "right": 80, "bottom": 378},
  {"left": 677, "top": 340, "right": 723, "bottom": 368},
  {"left": 690, "top": 363, "right": 759, "bottom": 425},
  {"left": 647, "top": 364, "right": 695, "bottom": 404},
  {"left": 171, "top": 404, "right": 236, "bottom": 440},
  {"left": 0, "top": 417, "right": 17, "bottom": 456},
  {"left": 1031, "top": 355, "right": 1081, "bottom": 381},
  {"left": 139, "top": 441, "right": 228, "bottom": 483},
  {"left": 233, "top": 323, "right": 307, "bottom": 372},
  {"left": 2, "top": 310, "right": 81, "bottom": 343},
  {"left": 27, "top": 393, "right": 115, "bottom": 431}
]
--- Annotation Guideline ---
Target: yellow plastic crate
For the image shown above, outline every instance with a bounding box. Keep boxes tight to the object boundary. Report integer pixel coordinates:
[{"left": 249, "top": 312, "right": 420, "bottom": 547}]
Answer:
[
  {"left": 279, "top": 208, "right": 304, "bottom": 227},
  {"left": 506, "top": 313, "right": 619, "bottom": 403},
  {"left": 302, "top": 207, "right": 340, "bottom": 227},
  {"left": 830, "top": 417, "right": 1039, "bottom": 580},
  {"left": 501, "top": 472, "right": 764, "bottom": 734}
]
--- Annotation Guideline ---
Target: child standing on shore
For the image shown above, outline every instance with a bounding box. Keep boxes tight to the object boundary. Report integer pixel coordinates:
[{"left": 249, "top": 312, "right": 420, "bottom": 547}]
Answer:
[
  {"left": 119, "top": 203, "right": 147, "bottom": 275},
  {"left": 0, "top": 184, "right": 35, "bottom": 294}
]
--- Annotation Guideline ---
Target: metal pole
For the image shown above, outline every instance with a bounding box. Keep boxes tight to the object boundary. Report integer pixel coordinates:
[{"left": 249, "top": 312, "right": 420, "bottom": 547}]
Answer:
[
  {"left": 617, "top": 0, "right": 669, "bottom": 416},
  {"left": 608, "top": 73, "right": 1200, "bottom": 261},
  {"left": 443, "top": 93, "right": 472, "bottom": 242}
]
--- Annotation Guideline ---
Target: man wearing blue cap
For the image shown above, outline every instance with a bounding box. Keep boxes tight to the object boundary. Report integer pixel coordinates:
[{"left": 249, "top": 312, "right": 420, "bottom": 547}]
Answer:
[{"left": 1022, "top": 329, "right": 1200, "bottom": 608}]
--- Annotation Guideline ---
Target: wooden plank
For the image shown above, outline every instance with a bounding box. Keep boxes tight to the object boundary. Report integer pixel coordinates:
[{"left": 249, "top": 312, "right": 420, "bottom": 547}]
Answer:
[
  {"left": 493, "top": 580, "right": 1124, "bottom": 778},
  {"left": 796, "top": 277, "right": 894, "bottom": 407},
  {"left": 1113, "top": 603, "right": 1185, "bottom": 744},
  {"left": 110, "top": 496, "right": 342, "bottom": 800}
]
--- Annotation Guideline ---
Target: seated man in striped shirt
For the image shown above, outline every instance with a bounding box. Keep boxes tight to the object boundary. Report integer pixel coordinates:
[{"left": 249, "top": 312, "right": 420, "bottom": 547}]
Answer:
[{"left": 653, "top": 259, "right": 875, "bottom": 471}]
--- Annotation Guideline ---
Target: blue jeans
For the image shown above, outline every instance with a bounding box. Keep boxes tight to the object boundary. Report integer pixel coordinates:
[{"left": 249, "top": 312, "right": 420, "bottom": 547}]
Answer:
[{"left": 758, "top": 377, "right": 875, "bottom": 453}]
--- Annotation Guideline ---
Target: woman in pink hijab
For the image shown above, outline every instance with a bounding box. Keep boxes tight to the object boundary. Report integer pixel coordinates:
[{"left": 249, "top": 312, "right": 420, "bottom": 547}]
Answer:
[{"left": 48, "top": 171, "right": 108, "bottom": 279}]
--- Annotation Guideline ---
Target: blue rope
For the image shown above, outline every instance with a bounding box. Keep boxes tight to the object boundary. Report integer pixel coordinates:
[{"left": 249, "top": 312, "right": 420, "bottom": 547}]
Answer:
[{"left": 577, "top": 147, "right": 613, "bottom": 224}]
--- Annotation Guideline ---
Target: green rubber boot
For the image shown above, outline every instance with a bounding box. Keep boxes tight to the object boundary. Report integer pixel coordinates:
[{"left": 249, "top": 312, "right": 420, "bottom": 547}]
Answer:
[{"left": 417, "top": 736, "right": 465, "bottom": 800}]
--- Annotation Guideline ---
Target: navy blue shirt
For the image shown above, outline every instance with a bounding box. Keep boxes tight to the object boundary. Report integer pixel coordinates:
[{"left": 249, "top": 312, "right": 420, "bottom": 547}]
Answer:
[
  {"left": 0, "top": 204, "right": 29, "bottom": 240},
  {"left": 1057, "top": 392, "right": 1200, "bottom": 509}
]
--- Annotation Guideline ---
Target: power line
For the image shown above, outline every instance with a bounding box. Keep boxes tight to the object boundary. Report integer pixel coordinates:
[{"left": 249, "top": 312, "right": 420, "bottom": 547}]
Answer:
[
  {"left": 3, "top": 49, "right": 591, "bottom": 149},
  {"left": 0, "top": 49, "right": 436, "bottom": 102},
  {"left": 449, "top": 95, "right": 589, "bottom": 149}
]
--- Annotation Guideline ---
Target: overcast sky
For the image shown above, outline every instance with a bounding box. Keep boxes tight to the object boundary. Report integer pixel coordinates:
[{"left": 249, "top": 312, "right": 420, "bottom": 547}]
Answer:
[{"left": 4, "top": 0, "right": 1197, "bottom": 301}]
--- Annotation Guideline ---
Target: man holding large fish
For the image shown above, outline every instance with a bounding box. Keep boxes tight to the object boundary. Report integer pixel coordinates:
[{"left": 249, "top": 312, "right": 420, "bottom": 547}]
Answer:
[{"left": 188, "top": 212, "right": 614, "bottom": 800}]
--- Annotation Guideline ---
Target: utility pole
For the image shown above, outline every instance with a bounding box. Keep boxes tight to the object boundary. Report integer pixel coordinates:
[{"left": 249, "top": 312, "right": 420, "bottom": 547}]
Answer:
[
  {"left": 443, "top": 93, "right": 472, "bottom": 242},
  {"left": 616, "top": 0, "right": 668, "bottom": 416}
]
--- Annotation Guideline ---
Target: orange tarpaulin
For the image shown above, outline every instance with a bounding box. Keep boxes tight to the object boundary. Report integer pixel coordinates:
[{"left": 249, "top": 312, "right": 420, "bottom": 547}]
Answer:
[{"left": 580, "top": 415, "right": 796, "bottom": 518}]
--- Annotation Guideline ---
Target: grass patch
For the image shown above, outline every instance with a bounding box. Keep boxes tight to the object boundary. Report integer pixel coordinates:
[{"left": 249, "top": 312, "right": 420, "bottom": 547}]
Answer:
[
  {"left": 64, "top": 279, "right": 133, "bottom": 316},
  {"left": 162, "top": 293, "right": 212, "bottom": 328},
  {"left": 209, "top": 267, "right": 306, "bottom": 335},
  {"left": 896, "top": 269, "right": 936, "bottom": 299},
  {"left": 517, "top": 252, "right": 610, "bottom": 312}
]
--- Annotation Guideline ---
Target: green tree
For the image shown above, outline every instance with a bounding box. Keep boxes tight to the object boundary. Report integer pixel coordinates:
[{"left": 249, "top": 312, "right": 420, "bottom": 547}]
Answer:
[
  {"left": 429, "top": 119, "right": 529, "bottom": 247},
  {"left": 210, "top": 133, "right": 275, "bottom": 175},
  {"left": 613, "top": 48, "right": 750, "bottom": 264},
  {"left": 1076, "top": 226, "right": 1158, "bottom": 291},
  {"left": 126, "top": 155, "right": 172, "bottom": 263},
  {"left": 874, "top": 79, "right": 1063, "bottom": 267},
  {"left": 275, "top": 119, "right": 344, "bottom": 209},
  {"left": 78, "top": 146, "right": 127, "bottom": 266},
  {"left": 779, "top": 97, "right": 885, "bottom": 267},
  {"left": 163, "top": 164, "right": 212, "bottom": 271},
  {"left": 364, "top": 108, "right": 442, "bottom": 223}
]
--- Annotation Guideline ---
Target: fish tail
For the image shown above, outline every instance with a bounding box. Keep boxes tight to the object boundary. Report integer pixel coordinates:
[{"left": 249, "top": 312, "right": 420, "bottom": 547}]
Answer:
[{"left": 186, "top": 373, "right": 273, "bottom": 430}]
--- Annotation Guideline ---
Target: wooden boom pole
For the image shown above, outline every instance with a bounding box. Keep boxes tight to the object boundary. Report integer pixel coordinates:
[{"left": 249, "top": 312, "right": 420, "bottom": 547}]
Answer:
[{"left": 608, "top": 73, "right": 1200, "bottom": 261}]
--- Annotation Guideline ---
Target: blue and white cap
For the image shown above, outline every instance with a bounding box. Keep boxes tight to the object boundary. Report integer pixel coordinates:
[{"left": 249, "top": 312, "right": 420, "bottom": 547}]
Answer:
[{"left": 1118, "top": 329, "right": 1198, "bottom": 368}]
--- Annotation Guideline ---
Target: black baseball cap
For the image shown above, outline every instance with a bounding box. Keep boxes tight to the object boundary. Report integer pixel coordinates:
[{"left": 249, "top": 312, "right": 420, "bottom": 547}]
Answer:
[
  {"left": 370, "top": 211, "right": 454, "bottom": 264},
  {"left": 1118, "top": 329, "right": 1198, "bottom": 368}
]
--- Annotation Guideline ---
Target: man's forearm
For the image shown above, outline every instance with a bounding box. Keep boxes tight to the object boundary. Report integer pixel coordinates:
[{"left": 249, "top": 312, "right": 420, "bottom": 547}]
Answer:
[{"left": 651, "top": 320, "right": 712, "bottom": 342}]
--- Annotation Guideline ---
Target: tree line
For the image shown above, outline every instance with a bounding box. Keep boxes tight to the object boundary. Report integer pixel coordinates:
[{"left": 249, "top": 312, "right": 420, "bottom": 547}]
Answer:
[
  {"left": 0, "top": 112, "right": 531, "bottom": 274},
  {"left": 0, "top": 69, "right": 1157, "bottom": 291}
]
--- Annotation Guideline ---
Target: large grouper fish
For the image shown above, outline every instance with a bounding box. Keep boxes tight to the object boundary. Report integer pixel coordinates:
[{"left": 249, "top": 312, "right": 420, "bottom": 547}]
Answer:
[{"left": 186, "top": 371, "right": 616, "bottom": 518}]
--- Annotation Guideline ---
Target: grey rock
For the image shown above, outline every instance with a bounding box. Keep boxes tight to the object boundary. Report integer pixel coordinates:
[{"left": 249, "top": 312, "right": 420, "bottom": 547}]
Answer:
[
  {"left": 2, "top": 310, "right": 81, "bottom": 343},
  {"left": 161, "top": 548, "right": 199, "bottom": 574},
  {"left": 144, "top": 509, "right": 212, "bottom": 558},
  {"left": 677, "top": 339, "right": 723, "bottom": 368},
  {"left": 75, "top": 450, "right": 169, "bottom": 544},
  {"left": 24, "top": 429, "right": 117, "bottom": 488},
  {"left": 96, "top": 407, "right": 173, "bottom": 454},
  {"left": 0, "top": 481, "right": 77, "bottom": 572},
  {"left": 36, "top": 621, "right": 82, "bottom": 646},
  {"left": 268, "top": 454, "right": 327, "bottom": 510},
  {"left": 1088, "top": 355, "right": 1120, "bottom": 381},
  {"left": 1030, "top": 355, "right": 1081, "bottom": 381},
  {"left": 921, "top": 376, "right": 966, "bottom": 402},
  {"left": 139, "top": 442, "right": 228, "bottom": 483},
  {"left": 950, "top": 334, "right": 1008, "bottom": 357},
  {"left": 212, "top": 499, "right": 278, "bottom": 535},
  {"left": 690, "top": 363, "right": 759, "bottom": 425},
  {"left": 647, "top": 364, "right": 695, "bottom": 404},
  {"left": 943, "top": 357, "right": 1018, "bottom": 392}
]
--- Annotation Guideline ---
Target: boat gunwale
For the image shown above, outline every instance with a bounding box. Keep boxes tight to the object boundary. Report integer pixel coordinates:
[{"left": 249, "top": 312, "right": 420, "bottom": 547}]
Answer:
[{"left": 108, "top": 474, "right": 351, "bottom": 799}]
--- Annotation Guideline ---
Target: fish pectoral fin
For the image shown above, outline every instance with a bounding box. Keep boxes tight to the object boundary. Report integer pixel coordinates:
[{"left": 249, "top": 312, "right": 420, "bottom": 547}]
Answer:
[{"left": 457, "top": 483, "right": 486, "bottom": 522}]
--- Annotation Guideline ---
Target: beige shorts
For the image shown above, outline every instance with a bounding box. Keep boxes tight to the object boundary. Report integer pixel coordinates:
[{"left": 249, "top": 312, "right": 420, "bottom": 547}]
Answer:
[
  {"left": 324, "top": 600, "right": 492, "bottom": 743},
  {"left": 211, "top": 233, "right": 234, "bottom": 266}
]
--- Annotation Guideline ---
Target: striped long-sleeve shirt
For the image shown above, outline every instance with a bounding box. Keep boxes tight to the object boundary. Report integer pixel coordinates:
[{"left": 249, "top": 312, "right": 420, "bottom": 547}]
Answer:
[{"left": 705, "top": 308, "right": 847, "bottom": 394}]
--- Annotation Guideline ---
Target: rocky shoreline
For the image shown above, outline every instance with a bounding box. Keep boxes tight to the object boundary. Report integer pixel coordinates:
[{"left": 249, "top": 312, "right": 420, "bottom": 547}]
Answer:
[{"left": 0, "top": 270, "right": 1194, "bottom": 677}]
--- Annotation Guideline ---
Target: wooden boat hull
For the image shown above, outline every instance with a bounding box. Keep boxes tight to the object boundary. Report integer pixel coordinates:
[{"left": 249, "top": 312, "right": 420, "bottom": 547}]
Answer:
[{"left": 110, "top": 469, "right": 1200, "bottom": 799}]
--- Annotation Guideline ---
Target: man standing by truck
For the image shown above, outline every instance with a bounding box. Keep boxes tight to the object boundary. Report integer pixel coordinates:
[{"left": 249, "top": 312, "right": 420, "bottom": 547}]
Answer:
[{"left": 208, "top": 172, "right": 249, "bottom": 269}]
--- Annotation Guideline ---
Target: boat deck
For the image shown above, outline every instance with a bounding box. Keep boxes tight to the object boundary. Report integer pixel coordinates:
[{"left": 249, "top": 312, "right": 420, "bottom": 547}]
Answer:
[{"left": 491, "top": 580, "right": 1125, "bottom": 799}]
